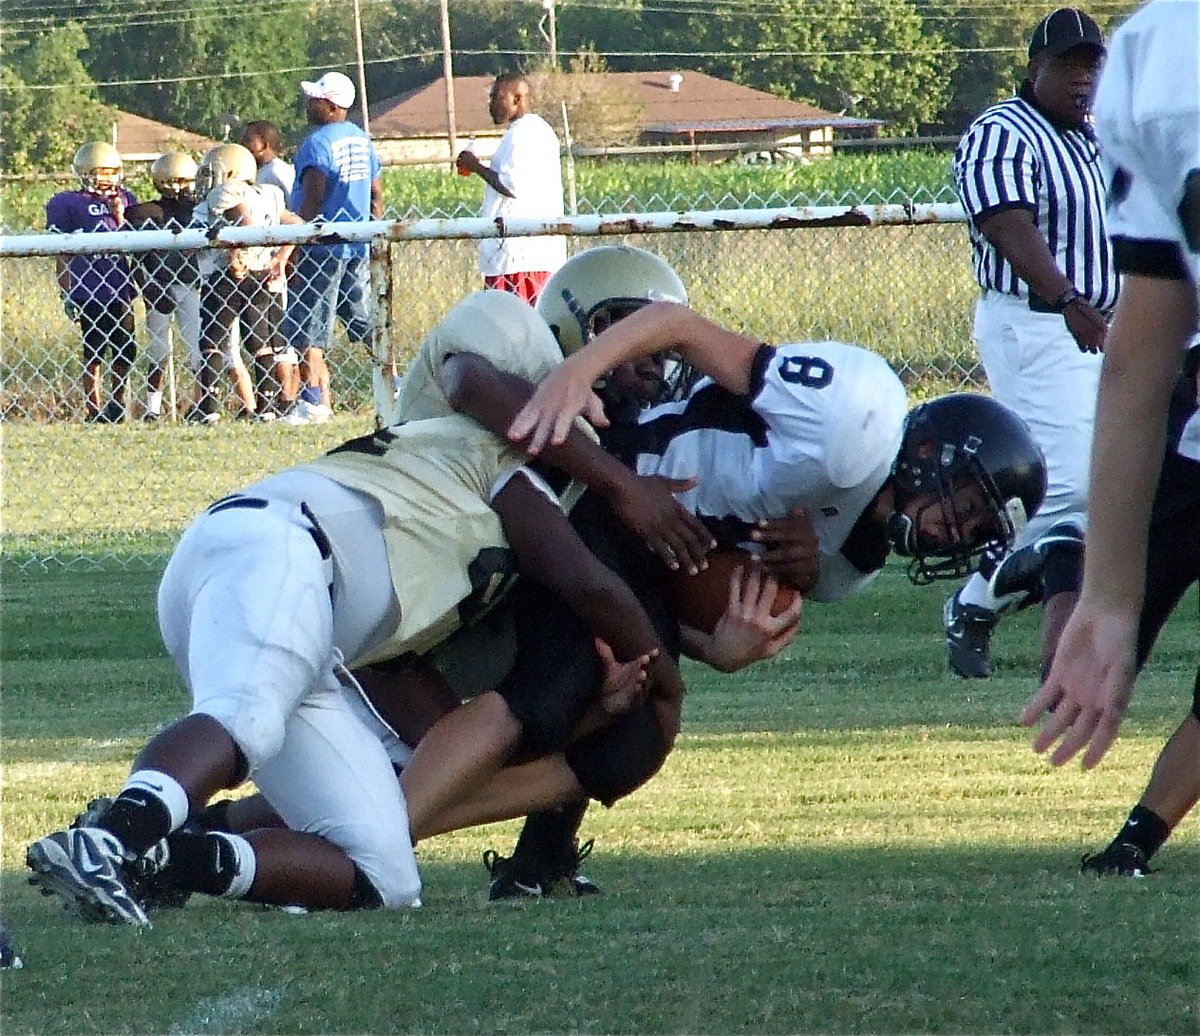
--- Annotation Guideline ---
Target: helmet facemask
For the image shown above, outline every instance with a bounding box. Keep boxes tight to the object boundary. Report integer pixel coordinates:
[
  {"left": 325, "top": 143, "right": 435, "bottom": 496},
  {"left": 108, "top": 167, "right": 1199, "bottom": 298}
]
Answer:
[
  {"left": 73, "top": 142, "right": 124, "bottom": 198},
  {"left": 888, "top": 441, "right": 1029, "bottom": 586},
  {"left": 82, "top": 168, "right": 123, "bottom": 196}
]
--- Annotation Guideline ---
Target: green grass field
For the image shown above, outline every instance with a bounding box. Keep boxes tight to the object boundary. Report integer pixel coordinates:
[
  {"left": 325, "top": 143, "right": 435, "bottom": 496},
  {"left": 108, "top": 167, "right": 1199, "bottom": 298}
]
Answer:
[{"left": 2, "top": 563, "right": 1196, "bottom": 1033}]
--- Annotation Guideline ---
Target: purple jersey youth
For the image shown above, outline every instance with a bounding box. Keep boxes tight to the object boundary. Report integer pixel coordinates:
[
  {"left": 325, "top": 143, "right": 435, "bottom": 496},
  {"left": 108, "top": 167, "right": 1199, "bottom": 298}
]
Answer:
[{"left": 46, "top": 188, "right": 138, "bottom": 304}]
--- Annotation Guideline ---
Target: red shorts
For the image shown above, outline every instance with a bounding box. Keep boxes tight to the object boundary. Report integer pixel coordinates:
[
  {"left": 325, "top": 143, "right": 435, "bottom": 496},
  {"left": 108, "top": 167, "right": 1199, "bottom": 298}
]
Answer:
[{"left": 483, "top": 270, "right": 552, "bottom": 305}]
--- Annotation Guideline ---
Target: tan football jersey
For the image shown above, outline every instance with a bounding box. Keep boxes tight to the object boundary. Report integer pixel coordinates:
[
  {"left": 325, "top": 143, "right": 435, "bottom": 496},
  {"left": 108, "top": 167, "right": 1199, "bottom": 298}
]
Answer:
[{"left": 302, "top": 414, "right": 587, "bottom": 664}]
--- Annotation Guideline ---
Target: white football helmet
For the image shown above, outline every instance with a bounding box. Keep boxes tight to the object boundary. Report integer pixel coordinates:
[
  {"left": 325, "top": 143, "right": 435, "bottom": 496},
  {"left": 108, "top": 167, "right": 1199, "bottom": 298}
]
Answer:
[
  {"left": 196, "top": 143, "right": 257, "bottom": 196},
  {"left": 535, "top": 245, "right": 688, "bottom": 356},
  {"left": 72, "top": 141, "right": 123, "bottom": 196},
  {"left": 151, "top": 151, "right": 199, "bottom": 200}
]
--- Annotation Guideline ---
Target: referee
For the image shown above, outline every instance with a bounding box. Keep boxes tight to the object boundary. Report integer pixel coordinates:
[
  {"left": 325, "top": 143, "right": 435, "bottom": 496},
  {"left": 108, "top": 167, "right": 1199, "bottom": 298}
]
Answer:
[{"left": 945, "top": 7, "right": 1116, "bottom": 679}]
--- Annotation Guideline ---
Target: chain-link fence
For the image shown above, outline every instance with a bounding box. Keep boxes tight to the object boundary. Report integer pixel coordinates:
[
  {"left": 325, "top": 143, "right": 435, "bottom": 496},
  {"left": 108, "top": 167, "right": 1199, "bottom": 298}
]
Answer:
[{"left": 2, "top": 203, "right": 983, "bottom": 568}]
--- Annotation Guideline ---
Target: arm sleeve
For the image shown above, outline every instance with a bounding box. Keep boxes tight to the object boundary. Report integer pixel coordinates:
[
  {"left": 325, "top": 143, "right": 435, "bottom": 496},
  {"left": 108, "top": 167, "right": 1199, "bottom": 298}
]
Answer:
[
  {"left": 954, "top": 121, "right": 1038, "bottom": 225},
  {"left": 751, "top": 342, "right": 908, "bottom": 490}
]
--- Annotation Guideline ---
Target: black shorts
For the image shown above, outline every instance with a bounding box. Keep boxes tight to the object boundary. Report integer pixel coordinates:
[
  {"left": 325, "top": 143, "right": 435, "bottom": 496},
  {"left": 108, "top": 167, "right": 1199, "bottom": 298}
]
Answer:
[
  {"left": 79, "top": 298, "right": 136, "bottom": 368},
  {"left": 200, "top": 270, "right": 285, "bottom": 357},
  {"left": 1137, "top": 477, "right": 1200, "bottom": 719}
]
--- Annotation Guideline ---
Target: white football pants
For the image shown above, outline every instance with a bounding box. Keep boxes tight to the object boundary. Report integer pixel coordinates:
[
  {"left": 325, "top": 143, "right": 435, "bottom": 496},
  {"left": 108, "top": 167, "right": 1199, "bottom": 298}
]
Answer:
[{"left": 157, "top": 488, "right": 420, "bottom": 907}]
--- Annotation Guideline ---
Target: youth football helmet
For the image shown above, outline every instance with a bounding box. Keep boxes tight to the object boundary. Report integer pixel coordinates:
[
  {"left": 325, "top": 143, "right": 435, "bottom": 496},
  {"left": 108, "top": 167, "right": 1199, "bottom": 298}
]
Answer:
[
  {"left": 536, "top": 245, "right": 688, "bottom": 356},
  {"left": 151, "top": 151, "right": 199, "bottom": 200},
  {"left": 72, "top": 141, "right": 123, "bottom": 196},
  {"left": 887, "top": 393, "right": 1047, "bottom": 585},
  {"left": 195, "top": 143, "right": 257, "bottom": 196}
]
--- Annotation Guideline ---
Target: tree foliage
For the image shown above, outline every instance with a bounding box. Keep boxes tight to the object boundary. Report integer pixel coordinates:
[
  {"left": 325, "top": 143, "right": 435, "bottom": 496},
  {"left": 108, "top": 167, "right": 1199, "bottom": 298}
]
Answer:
[
  {"left": 2, "top": 0, "right": 1147, "bottom": 172},
  {"left": 1, "top": 24, "right": 112, "bottom": 175},
  {"left": 81, "top": 0, "right": 313, "bottom": 146}
]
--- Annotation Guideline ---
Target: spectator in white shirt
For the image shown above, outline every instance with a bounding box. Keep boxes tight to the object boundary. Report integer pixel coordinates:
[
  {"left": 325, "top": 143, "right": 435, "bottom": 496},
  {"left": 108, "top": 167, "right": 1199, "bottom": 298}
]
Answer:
[{"left": 456, "top": 73, "right": 567, "bottom": 304}]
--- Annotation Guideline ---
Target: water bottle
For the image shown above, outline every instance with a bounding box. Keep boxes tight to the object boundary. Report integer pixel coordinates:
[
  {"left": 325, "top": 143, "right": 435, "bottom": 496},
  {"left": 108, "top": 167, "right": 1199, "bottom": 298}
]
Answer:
[{"left": 457, "top": 135, "right": 475, "bottom": 176}]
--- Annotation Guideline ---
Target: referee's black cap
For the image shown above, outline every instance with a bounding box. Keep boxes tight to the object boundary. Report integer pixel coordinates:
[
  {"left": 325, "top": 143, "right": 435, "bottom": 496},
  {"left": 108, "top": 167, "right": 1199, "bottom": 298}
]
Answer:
[{"left": 1029, "top": 8, "right": 1105, "bottom": 59}]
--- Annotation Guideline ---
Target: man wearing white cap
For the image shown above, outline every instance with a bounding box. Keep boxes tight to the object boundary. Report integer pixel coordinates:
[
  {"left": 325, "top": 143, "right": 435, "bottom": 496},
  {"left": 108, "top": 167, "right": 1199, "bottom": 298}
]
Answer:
[{"left": 283, "top": 70, "right": 382, "bottom": 423}]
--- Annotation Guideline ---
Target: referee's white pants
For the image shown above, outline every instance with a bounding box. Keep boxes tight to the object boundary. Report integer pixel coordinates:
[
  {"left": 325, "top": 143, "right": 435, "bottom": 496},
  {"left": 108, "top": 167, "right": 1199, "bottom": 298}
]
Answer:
[
  {"left": 157, "top": 499, "right": 421, "bottom": 907},
  {"left": 974, "top": 292, "right": 1102, "bottom": 549}
]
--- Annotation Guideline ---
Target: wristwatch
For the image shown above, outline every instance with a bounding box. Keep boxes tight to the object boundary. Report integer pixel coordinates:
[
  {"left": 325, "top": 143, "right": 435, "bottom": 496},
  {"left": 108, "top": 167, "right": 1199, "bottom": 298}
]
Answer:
[{"left": 1050, "top": 286, "right": 1083, "bottom": 313}]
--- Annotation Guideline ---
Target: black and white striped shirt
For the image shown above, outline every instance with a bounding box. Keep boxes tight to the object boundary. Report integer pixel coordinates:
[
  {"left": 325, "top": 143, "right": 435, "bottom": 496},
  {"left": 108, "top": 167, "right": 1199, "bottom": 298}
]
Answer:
[{"left": 953, "top": 83, "right": 1118, "bottom": 312}]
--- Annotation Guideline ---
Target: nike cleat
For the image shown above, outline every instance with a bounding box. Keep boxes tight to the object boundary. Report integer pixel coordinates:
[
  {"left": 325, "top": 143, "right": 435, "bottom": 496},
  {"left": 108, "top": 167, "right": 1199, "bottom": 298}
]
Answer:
[
  {"left": 27, "top": 828, "right": 150, "bottom": 926},
  {"left": 482, "top": 849, "right": 544, "bottom": 900},
  {"left": 1080, "top": 841, "right": 1154, "bottom": 877},
  {"left": 944, "top": 589, "right": 999, "bottom": 679}
]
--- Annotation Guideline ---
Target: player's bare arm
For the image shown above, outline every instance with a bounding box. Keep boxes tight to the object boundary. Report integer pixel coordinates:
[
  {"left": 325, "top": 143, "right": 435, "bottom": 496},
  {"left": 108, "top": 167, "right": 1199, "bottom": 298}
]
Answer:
[
  {"left": 978, "top": 208, "right": 1107, "bottom": 353},
  {"left": 442, "top": 352, "right": 715, "bottom": 572},
  {"left": 509, "top": 302, "right": 761, "bottom": 453}
]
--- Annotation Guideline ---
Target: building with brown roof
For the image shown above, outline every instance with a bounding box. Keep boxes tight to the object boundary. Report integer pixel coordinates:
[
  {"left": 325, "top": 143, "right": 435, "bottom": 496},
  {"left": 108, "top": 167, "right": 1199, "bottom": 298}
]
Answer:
[
  {"left": 106, "top": 109, "right": 221, "bottom": 163},
  {"left": 367, "top": 70, "right": 882, "bottom": 167}
]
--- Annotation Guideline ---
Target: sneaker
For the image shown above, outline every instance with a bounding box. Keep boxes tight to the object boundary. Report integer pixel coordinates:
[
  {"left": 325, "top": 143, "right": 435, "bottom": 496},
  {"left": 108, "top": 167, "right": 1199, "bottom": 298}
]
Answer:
[
  {"left": 102, "top": 401, "right": 126, "bottom": 424},
  {"left": 482, "top": 849, "right": 544, "bottom": 900},
  {"left": 287, "top": 399, "right": 332, "bottom": 424},
  {"left": 1080, "top": 841, "right": 1154, "bottom": 877},
  {"left": 26, "top": 828, "right": 150, "bottom": 926},
  {"left": 943, "top": 589, "right": 999, "bottom": 679},
  {"left": 253, "top": 410, "right": 278, "bottom": 423},
  {"left": 185, "top": 407, "right": 222, "bottom": 425},
  {"left": 142, "top": 410, "right": 161, "bottom": 423}
]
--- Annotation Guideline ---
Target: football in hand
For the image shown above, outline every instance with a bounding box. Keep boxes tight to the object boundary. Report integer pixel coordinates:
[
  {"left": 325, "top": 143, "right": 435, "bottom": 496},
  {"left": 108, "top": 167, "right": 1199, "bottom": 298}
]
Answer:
[{"left": 664, "top": 547, "right": 799, "bottom": 634}]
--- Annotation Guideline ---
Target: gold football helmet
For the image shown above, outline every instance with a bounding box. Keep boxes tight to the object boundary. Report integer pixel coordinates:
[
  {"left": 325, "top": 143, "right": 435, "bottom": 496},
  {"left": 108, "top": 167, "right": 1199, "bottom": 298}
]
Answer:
[
  {"left": 72, "top": 141, "right": 124, "bottom": 196},
  {"left": 535, "top": 245, "right": 688, "bottom": 355},
  {"left": 196, "top": 143, "right": 257, "bottom": 196},
  {"left": 151, "top": 151, "right": 199, "bottom": 200}
]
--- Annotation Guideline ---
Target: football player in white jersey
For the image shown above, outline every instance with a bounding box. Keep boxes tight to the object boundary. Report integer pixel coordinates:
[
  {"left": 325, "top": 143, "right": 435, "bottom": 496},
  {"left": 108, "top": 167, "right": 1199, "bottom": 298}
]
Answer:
[
  {"left": 26, "top": 290, "right": 714, "bottom": 925},
  {"left": 1022, "top": 0, "right": 1200, "bottom": 770},
  {"left": 383, "top": 247, "right": 1049, "bottom": 897}
]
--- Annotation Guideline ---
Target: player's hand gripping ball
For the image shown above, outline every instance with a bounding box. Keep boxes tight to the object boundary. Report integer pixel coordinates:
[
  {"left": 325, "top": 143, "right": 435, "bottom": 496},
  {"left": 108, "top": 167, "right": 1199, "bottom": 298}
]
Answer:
[{"left": 664, "top": 547, "right": 798, "bottom": 634}]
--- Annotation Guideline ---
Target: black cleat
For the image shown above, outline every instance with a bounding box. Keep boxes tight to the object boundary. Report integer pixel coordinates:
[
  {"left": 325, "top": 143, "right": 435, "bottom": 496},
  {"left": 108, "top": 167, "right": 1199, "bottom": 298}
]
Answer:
[
  {"left": 69, "top": 795, "right": 191, "bottom": 910},
  {"left": 1080, "top": 841, "right": 1154, "bottom": 877},
  {"left": 943, "top": 589, "right": 998, "bottom": 679},
  {"left": 482, "top": 850, "right": 544, "bottom": 900},
  {"left": 482, "top": 839, "right": 602, "bottom": 900},
  {"left": 26, "top": 828, "right": 150, "bottom": 926},
  {"left": 992, "top": 520, "right": 1085, "bottom": 602}
]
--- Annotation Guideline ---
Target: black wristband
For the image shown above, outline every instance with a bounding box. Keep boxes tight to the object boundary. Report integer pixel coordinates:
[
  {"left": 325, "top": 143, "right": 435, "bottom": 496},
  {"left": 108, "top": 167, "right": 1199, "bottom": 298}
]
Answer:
[{"left": 1050, "top": 286, "right": 1082, "bottom": 313}]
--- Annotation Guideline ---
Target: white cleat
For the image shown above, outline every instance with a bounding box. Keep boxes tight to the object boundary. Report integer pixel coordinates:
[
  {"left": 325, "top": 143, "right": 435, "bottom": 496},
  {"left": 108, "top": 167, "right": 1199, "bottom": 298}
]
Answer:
[{"left": 27, "top": 827, "right": 150, "bottom": 926}]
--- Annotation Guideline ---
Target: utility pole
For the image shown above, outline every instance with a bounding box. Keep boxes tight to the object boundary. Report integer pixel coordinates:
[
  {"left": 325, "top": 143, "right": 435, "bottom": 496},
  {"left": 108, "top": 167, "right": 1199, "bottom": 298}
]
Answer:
[
  {"left": 352, "top": 0, "right": 370, "bottom": 134},
  {"left": 540, "top": 0, "right": 557, "bottom": 69},
  {"left": 440, "top": 0, "right": 459, "bottom": 165}
]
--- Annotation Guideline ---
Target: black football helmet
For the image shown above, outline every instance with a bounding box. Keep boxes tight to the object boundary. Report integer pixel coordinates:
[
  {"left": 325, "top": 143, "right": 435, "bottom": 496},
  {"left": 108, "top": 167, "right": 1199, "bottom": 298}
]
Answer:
[{"left": 887, "top": 393, "right": 1047, "bottom": 585}]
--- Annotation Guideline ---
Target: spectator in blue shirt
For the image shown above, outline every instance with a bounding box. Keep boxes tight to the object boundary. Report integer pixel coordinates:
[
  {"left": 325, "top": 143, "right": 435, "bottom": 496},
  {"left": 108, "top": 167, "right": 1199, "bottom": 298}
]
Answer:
[{"left": 282, "top": 71, "right": 382, "bottom": 423}]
